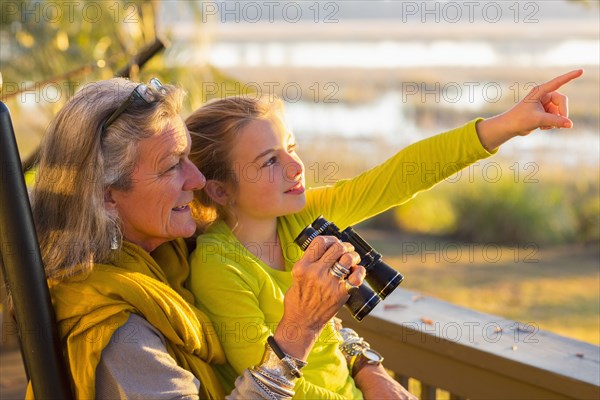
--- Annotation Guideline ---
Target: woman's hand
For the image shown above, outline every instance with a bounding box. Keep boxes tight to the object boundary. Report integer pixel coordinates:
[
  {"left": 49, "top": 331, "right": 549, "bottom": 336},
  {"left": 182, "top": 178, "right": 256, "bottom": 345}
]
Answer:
[
  {"left": 274, "top": 235, "right": 365, "bottom": 360},
  {"left": 476, "top": 69, "right": 584, "bottom": 151}
]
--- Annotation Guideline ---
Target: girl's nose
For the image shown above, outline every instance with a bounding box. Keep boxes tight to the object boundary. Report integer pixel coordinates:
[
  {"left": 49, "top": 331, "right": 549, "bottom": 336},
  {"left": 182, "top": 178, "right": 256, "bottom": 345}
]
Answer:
[{"left": 285, "top": 159, "right": 303, "bottom": 180}]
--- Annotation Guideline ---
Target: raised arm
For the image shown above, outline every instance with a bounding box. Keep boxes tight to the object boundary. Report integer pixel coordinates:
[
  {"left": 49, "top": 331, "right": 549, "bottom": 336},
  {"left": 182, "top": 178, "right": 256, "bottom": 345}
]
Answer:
[
  {"left": 476, "top": 69, "right": 583, "bottom": 151},
  {"left": 302, "top": 69, "right": 583, "bottom": 231}
]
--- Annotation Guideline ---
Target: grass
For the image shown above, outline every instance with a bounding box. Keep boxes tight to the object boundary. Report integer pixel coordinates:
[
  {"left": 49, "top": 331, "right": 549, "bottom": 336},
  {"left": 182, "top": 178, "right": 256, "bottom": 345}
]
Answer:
[{"left": 359, "top": 228, "right": 600, "bottom": 345}]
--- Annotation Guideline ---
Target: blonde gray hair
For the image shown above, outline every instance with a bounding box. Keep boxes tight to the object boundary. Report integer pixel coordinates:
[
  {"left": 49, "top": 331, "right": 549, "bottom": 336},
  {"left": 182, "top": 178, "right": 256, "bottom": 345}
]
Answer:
[{"left": 31, "top": 78, "right": 184, "bottom": 281}]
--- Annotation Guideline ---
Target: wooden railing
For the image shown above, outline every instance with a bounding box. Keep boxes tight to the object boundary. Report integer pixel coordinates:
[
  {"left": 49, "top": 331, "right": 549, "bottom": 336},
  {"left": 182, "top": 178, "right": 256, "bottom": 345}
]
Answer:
[{"left": 338, "top": 288, "right": 599, "bottom": 400}]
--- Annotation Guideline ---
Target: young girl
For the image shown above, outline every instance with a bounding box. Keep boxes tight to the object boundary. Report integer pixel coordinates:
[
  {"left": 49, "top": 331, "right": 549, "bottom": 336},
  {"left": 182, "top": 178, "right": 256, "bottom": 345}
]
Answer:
[{"left": 186, "top": 70, "right": 582, "bottom": 399}]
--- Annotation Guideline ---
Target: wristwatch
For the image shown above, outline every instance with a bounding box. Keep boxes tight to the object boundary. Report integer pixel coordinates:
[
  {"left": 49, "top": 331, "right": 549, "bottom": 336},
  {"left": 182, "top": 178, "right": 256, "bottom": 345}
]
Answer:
[
  {"left": 339, "top": 328, "right": 385, "bottom": 376},
  {"left": 351, "top": 348, "right": 384, "bottom": 377}
]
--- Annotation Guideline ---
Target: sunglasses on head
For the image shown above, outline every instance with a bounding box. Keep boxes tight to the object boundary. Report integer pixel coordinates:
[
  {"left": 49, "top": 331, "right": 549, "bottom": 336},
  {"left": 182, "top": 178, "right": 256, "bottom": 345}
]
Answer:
[{"left": 102, "top": 78, "right": 164, "bottom": 134}]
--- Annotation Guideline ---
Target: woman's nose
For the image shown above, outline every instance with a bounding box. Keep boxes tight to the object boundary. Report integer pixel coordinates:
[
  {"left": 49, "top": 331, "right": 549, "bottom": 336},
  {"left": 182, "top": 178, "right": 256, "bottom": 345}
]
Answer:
[{"left": 186, "top": 160, "right": 206, "bottom": 190}]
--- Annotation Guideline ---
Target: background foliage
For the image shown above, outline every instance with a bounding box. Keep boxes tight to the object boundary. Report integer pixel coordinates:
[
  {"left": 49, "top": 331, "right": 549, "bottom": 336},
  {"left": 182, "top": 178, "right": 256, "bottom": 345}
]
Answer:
[
  {"left": 390, "top": 170, "right": 600, "bottom": 245},
  {"left": 1, "top": 0, "right": 242, "bottom": 160}
]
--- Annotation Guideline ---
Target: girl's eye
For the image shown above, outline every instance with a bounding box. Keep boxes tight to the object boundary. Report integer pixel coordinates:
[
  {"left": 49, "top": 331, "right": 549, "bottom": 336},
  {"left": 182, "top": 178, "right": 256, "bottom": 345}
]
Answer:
[
  {"left": 288, "top": 144, "right": 297, "bottom": 153},
  {"left": 263, "top": 156, "right": 278, "bottom": 168}
]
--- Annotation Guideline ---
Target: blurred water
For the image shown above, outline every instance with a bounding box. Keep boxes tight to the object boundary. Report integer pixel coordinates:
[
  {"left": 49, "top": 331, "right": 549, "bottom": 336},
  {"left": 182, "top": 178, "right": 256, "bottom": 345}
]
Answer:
[
  {"left": 284, "top": 91, "right": 413, "bottom": 141},
  {"left": 164, "top": 1, "right": 600, "bottom": 168},
  {"left": 284, "top": 91, "right": 600, "bottom": 167},
  {"left": 209, "top": 39, "right": 599, "bottom": 69},
  {"left": 200, "top": 33, "right": 599, "bottom": 169}
]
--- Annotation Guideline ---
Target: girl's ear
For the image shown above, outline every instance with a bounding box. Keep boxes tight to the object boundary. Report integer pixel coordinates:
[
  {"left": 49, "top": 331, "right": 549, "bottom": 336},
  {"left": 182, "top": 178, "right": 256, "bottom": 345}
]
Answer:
[{"left": 204, "top": 180, "right": 231, "bottom": 206}]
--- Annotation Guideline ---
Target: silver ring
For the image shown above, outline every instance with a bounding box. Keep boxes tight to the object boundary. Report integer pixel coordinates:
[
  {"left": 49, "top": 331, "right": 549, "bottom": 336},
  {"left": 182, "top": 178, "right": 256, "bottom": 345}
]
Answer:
[
  {"left": 330, "top": 262, "right": 350, "bottom": 280},
  {"left": 329, "top": 266, "right": 346, "bottom": 280},
  {"left": 334, "top": 262, "right": 350, "bottom": 276},
  {"left": 344, "top": 280, "right": 358, "bottom": 294}
]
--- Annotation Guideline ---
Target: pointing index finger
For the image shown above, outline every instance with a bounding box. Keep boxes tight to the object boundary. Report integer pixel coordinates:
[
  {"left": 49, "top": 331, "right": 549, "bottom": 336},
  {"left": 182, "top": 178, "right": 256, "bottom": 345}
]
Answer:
[{"left": 527, "top": 69, "right": 583, "bottom": 101}]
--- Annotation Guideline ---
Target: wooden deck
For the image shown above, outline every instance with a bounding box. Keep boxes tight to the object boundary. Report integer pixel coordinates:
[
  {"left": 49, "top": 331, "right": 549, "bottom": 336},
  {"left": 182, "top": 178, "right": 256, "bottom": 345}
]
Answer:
[
  {"left": 338, "top": 288, "right": 600, "bottom": 399},
  {"left": 0, "top": 348, "right": 27, "bottom": 399}
]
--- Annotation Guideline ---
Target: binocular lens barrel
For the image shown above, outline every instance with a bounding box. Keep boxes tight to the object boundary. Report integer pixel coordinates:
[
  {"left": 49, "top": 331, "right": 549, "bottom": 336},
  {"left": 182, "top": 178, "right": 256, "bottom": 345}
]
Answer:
[
  {"left": 346, "top": 284, "right": 382, "bottom": 321},
  {"left": 294, "top": 216, "right": 403, "bottom": 321}
]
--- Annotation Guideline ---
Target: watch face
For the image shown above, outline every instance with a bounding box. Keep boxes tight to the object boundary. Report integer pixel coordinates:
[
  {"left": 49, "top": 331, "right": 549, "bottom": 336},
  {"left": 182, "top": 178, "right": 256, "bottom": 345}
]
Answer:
[{"left": 363, "top": 348, "right": 383, "bottom": 363}]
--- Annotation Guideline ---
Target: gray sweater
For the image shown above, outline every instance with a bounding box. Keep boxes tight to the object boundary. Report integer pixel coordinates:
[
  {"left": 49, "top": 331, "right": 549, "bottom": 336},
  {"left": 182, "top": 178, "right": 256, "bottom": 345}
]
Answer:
[{"left": 96, "top": 313, "right": 272, "bottom": 399}]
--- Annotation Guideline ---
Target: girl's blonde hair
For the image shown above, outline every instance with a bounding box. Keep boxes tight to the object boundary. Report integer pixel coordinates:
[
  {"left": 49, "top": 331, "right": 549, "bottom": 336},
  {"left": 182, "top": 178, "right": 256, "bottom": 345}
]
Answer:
[
  {"left": 186, "top": 95, "right": 284, "bottom": 230},
  {"left": 31, "top": 78, "right": 184, "bottom": 281}
]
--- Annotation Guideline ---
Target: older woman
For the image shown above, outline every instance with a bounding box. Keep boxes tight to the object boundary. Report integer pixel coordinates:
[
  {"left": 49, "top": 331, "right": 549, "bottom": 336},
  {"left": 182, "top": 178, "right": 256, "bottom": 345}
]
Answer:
[{"left": 28, "top": 77, "right": 379, "bottom": 399}]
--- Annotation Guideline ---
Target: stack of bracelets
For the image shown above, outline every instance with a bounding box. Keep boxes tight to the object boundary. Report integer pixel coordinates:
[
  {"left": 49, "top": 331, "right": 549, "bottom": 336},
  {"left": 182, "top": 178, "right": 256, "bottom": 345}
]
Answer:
[
  {"left": 250, "top": 336, "right": 307, "bottom": 399},
  {"left": 338, "top": 327, "right": 384, "bottom": 377}
]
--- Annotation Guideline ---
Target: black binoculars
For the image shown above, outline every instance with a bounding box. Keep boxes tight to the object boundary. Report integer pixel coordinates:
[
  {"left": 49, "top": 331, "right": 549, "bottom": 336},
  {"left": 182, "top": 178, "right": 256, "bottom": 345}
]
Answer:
[{"left": 294, "top": 216, "right": 403, "bottom": 321}]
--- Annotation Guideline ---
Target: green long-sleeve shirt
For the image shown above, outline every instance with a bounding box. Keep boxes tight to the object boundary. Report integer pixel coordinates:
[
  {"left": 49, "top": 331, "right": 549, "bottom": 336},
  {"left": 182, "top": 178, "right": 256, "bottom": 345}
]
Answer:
[{"left": 189, "top": 119, "right": 494, "bottom": 399}]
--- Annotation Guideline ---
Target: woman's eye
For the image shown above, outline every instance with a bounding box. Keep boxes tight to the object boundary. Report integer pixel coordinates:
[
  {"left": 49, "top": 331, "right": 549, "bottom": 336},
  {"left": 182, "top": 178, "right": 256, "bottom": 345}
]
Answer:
[{"left": 166, "top": 159, "right": 183, "bottom": 173}]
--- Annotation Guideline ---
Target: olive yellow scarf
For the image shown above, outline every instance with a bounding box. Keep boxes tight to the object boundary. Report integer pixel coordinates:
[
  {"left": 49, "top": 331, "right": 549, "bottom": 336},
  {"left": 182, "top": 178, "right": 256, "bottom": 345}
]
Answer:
[{"left": 26, "top": 239, "right": 226, "bottom": 399}]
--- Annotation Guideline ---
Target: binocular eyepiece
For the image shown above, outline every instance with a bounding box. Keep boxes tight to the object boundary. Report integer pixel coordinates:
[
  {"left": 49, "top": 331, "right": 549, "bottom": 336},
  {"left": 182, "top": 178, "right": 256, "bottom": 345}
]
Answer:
[{"left": 294, "top": 216, "right": 403, "bottom": 321}]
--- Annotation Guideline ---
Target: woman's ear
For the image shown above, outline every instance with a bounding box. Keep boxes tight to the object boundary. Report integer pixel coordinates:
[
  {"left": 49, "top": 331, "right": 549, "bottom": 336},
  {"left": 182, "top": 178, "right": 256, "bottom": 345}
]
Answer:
[
  {"left": 204, "top": 180, "right": 231, "bottom": 206},
  {"left": 104, "top": 188, "right": 118, "bottom": 211}
]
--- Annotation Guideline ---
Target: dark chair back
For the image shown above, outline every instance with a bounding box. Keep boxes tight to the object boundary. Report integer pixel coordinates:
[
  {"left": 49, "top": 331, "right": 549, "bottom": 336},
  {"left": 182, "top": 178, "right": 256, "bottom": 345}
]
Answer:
[{"left": 0, "top": 101, "right": 73, "bottom": 399}]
